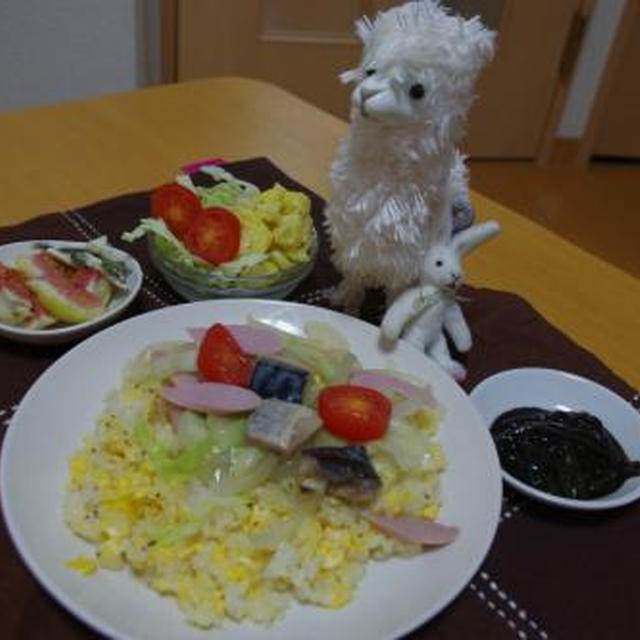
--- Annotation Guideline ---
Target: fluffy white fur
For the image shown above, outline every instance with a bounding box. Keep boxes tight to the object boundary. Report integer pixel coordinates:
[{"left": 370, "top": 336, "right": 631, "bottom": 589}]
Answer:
[
  {"left": 325, "top": 0, "right": 495, "bottom": 313},
  {"left": 380, "top": 220, "right": 500, "bottom": 380}
]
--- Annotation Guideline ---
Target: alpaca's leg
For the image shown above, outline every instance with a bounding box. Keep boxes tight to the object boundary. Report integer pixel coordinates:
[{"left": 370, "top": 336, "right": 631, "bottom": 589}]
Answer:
[
  {"left": 330, "top": 276, "right": 365, "bottom": 315},
  {"left": 428, "top": 333, "right": 466, "bottom": 381}
]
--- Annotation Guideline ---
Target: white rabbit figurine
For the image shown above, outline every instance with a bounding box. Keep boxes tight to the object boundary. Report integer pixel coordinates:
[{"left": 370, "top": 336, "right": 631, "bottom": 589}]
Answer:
[{"left": 380, "top": 221, "right": 500, "bottom": 381}]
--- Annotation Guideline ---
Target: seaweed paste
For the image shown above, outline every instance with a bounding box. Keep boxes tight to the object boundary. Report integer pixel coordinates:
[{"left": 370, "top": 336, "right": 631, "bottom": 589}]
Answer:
[{"left": 490, "top": 407, "right": 640, "bottom": 499}]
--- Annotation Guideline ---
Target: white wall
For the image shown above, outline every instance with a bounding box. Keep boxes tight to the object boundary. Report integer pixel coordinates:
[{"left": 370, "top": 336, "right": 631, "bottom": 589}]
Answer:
[
  {"left": 557, "top": 0, "right": 627, "bottom": 138},
  {"left": 0, "top": 0, "right": 149, "bottom": 113}
]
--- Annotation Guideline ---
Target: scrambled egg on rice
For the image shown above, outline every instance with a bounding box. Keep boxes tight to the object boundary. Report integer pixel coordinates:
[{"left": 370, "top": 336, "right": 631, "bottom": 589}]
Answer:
[{"left": 64, "top": 362, "right": 445, "bottom": 627}]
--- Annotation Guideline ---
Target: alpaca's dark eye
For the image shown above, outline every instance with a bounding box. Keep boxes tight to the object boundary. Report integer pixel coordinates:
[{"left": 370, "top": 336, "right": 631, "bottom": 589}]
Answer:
[
  {"left": 365, "top": 68, "right": 376, "bottom": 76},
  {"left": 409, "top": 83, "right": 425, "bottom": 99},
  {"left": 435, "top": 260, "right": 443, "bottom": 267}
]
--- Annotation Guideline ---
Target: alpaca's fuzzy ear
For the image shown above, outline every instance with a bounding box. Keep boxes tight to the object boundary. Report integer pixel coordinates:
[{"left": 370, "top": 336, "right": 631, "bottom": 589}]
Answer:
[
  {"left": 339, "top": 68, "right": 361, "bottom": 85},
  {"left": 354, "top": 15, "right": 375, "bottom": 45},
  {"left": 461, "top": 16, "right": 496, "bottom": 74},
  {"left": 340, "top": 13, "right": 376, "bottom": 84}
]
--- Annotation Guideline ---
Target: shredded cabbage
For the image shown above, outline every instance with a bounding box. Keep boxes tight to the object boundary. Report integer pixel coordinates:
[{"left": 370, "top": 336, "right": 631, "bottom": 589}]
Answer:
[
  {"left": 205, "top": 414, "right": 248, "bottom": 449},
  {"left": 125, "top": 341, "right": 197, "bottom": 383},
  {"left": 248, "top": 317, "right": 360, "bottom": 385},
  {"left": 122, "top": 217, "right": 182, "bottom": 249},
  {"left": 134, "top": 420, "right": 218, "bottom": 480},
  {"left": 174, "top": 411, "right": 208, "bottom": 445},
  {"left": 370, "top": 420, "right": 433, "bottom": 472},
  {"left": 303, "top": 321, "right": 351, "bottom": 351},
  {"left": 122, "top": 218, "right": 206, "bottom": 265},
  {"left": 176, "top": 165, "right": 260, "bottom": 208},
  {"left": 122, "top": 218, "right": 270, "bottom": 278},
  {"left": 208, "top": 448, "right": 279, "bottom": 496},
  {"left": 133, "top": 410, "right": 270, "bottom": 490}
]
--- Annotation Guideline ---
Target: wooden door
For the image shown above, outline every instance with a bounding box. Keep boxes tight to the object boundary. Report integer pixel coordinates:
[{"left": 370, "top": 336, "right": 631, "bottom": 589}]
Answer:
[
  {"left": 174, "top": 0, "right": 583, "bottom": 159},
  {"left": 590, "top": 0, "right": 640, "bottom": 158}
]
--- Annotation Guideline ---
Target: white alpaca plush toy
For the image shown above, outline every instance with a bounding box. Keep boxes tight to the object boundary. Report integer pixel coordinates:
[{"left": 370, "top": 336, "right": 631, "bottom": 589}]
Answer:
[
  {"left": 380, "top": 219, "right": 500, "bottom": 381},
  {"left": 324, "top": 0, "right": 495, "bottom": 313}
]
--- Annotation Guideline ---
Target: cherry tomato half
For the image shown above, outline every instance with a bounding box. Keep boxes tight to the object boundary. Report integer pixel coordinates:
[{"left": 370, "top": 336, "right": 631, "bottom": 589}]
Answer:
[
  {"left": 197, "top": 323, "right": 253, "bottom": 386},
  {"left": 317, "top": 384, "right": 391, "bottom": 442},
  {"left": 183, "top": 207, "right": 241, "bottom": 265},
  {"left": 150, "top": 183, "right": 202, "bottom": 238}
]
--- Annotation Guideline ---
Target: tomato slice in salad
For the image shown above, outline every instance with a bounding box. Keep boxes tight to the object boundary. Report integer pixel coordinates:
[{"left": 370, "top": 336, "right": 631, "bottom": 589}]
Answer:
[
  {"left": 151, "top": 183, "right": 202, "bottom": 237},
  {"left": 317, "top": 384, "right": 391, "bottom": 442},
  {"left": 197, "top": 323, "right": 253, "bottom": 386},
  {"left": 183, "top": 207, "right": 241, "bottom": 265}
]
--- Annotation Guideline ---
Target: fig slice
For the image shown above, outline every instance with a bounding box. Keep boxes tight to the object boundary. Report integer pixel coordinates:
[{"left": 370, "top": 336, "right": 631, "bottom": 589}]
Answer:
[
  {"left": 0, "top": 261, "right": 55, "bottom": 328},
  {"left": 16, "top": 251, "right": 111, "bottom": 324}
]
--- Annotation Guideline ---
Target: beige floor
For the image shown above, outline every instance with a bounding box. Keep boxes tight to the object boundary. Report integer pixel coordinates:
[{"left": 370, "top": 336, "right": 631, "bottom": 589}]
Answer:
[{"left": 468, "top": 158, "right": 640, "bottom": 280}]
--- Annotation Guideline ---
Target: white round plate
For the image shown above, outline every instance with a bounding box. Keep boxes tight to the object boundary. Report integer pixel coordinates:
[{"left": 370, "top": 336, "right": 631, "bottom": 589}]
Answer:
[
  {"left": 470, "top": 367, "right": 640, "bottom": 510},
  {"left": 1, "top": 300, "right": 502, "bottom": 640},
  {"left": 0, "top": 240, "right": 142, "bottom": 345}
]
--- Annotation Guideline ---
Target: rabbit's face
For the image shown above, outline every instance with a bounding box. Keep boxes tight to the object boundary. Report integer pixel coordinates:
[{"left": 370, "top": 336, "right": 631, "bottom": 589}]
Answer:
[{"left": 423, "top": 245, "right": 463, "bottom": 290}]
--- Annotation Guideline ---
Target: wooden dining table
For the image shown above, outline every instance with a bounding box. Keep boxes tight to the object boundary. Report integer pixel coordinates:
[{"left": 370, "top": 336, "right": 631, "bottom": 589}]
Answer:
[
  {"left": 2, "top": 76, "right": 638, "bottom": 389},
  {"left": 1, "top": 76, "right": 640, "bottom": 639}
]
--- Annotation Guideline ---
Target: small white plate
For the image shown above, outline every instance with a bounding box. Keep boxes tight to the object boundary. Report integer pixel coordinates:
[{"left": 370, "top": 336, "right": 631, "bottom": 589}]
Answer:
[
  {"left": 0, "top": 240, "right": 142, "bottom": 345},
  {"left": 470, "top": 367, "right": 640, "bottom": 510}
]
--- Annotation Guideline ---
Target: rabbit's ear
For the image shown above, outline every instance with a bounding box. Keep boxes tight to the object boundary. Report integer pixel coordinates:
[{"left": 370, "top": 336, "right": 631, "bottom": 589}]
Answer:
[{"left": 453, "top": 221, "right": 500, "bottom": 256}]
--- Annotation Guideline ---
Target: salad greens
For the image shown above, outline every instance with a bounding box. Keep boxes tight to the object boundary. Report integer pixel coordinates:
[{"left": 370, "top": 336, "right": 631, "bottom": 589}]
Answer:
[
  {"left": 123, "top": 218, "right": 269, "bottom": 278},
  {"left": 122, "top": 165, "right": 315, "bottom": 284},
  {"left": 175, "top": 165, "right": 259, "bottom": 209}
]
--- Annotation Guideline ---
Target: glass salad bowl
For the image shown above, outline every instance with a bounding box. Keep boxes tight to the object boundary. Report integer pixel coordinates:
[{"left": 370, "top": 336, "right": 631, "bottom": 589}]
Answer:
[{"left": 148, "top": 229, "right": 318, "bottom": 301}]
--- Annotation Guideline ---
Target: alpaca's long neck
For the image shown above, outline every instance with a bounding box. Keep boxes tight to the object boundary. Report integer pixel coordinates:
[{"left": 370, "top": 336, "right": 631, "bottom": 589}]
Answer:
[{"left": 343, "top": 118, "right": 456, "bottom": 184}]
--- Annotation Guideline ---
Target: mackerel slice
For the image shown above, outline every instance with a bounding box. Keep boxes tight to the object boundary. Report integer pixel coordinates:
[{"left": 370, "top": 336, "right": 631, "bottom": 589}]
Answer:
[{"left": 247, "top": 399, "right": 321, "bottom": 454}]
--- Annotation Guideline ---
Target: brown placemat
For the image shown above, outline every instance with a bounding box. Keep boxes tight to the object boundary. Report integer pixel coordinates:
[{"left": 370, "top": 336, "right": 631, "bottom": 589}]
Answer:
[{"left": 1, "top": 158, "right": 638, "bottom": 640}]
